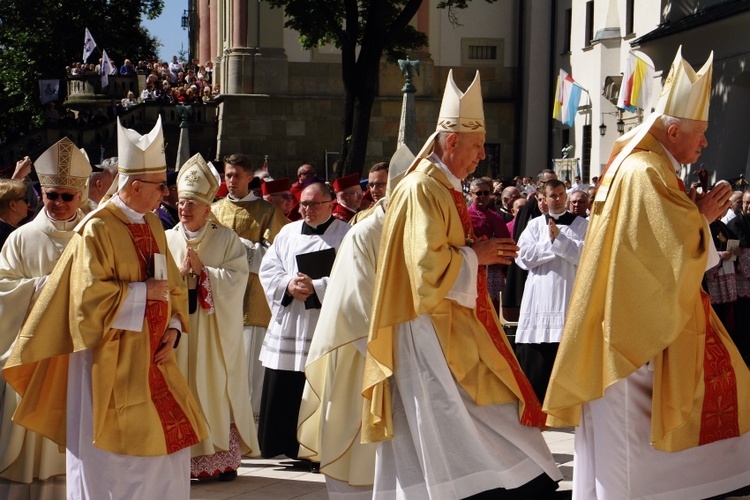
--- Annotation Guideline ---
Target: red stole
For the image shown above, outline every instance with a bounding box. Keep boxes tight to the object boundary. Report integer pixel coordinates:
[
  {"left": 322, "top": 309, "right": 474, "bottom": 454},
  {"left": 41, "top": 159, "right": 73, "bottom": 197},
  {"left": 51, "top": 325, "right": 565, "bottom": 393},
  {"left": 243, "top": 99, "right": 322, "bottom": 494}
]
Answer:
[
  {"left": 699, "top": 290, "right": 740, "bottom": 444},
  {"left": 449, "top": 190, "right": 546, "bottom": 427},
  {"left": 126, "top": 223, "right": 200, "bottom": 452}
]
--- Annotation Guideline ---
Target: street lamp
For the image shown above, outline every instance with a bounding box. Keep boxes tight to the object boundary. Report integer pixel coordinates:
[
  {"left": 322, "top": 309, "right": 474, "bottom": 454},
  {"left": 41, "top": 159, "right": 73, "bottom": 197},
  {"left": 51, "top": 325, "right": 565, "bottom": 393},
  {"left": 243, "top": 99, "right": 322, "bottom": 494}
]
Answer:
[
  {"left": 181, "top": 9, "right": 194, "bottom": 30},
  {"left": 599, "top": 121, "right": 607, "bottom": 137},
  {"left": 616, "top": 118, "right": 625, "bottom": 135}
]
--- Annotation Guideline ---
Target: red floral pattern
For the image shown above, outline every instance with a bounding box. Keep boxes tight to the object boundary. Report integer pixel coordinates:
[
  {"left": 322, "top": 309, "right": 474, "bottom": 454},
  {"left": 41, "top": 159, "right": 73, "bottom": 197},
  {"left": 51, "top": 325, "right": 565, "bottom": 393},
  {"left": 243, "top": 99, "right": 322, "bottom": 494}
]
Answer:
[
  {"left": 127, "top": 223, "right": 201, "bottom": 453},
  {"left": 699, "top": 291, "right": 740, "bottom": 445},
  {"left": 197, "top": 266, "right": 215, "bottom": 314},
  {"left": 449, "top": 190, "right": 546, "bottom": 427}
]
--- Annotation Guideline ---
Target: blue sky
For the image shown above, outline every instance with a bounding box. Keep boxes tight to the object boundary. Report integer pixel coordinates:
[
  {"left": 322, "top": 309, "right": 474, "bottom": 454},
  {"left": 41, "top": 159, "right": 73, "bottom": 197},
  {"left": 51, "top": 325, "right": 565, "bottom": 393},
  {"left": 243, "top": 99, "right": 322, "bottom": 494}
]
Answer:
[{"left": 141, "top": 0, "right": 189, "bottom": 62}]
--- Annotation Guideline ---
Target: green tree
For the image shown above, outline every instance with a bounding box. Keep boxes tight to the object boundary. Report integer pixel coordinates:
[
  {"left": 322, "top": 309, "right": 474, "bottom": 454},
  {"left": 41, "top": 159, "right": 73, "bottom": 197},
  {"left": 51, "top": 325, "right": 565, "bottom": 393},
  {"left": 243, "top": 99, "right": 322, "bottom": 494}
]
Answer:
[
  {"left": 264, "top": 0, "right": 494, "bottom": 176},
  {"left": 0, "top": 0, "right": 163, "bottom": 138}
]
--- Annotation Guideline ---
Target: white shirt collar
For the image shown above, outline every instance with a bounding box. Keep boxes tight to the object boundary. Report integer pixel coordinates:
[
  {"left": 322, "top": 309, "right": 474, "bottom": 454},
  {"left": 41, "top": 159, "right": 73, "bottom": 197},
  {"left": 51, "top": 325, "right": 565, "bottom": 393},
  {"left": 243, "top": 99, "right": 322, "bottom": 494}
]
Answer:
[
  {"left": 112, "top": 195, "right": 146, "bottom": 224},
  {"left": 428, "top": 153, "right": 463, "bottom": 191},
  {"left": 657, "top": 140, "right": 682, "bottom": 174},
  {"left": 228, "top": 191, "right": 258, "bottom": 202}
]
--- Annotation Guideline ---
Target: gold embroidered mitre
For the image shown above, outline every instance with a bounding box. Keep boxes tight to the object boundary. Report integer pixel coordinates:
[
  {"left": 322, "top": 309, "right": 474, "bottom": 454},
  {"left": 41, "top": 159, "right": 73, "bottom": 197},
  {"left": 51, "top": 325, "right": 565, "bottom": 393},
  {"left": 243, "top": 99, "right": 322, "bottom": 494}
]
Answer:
[
  {"left": 117, "top": 115, "right": 166, "bottom": 176},
  {"left": 35, "top": 137, "right": 91, "bottom": 191},
  {"left": 436, "top": 69, "right": 485, "bottom": 133},
  {"left": 411, "top": 70, "right": 486, "bottom": 170},
  {"left": 654, "top": 46, "right": 713, "bottom": 121},
  {"left": 177, "top": 153, "right": 220, "bottom": 205}
]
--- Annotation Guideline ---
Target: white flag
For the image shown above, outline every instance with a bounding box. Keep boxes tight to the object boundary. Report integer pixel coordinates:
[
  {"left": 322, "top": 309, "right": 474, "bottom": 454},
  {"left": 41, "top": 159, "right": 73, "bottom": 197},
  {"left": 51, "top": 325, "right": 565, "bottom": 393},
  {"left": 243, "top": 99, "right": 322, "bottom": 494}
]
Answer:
[
  {"left": 83, "top": 28, "right": 97, "bottom": 62},
  {"left": 39, "top": 80, "right": 59, "bottom": 104},
  {"left": 101, "top": 49, "right": 110, "bottom": 88}
]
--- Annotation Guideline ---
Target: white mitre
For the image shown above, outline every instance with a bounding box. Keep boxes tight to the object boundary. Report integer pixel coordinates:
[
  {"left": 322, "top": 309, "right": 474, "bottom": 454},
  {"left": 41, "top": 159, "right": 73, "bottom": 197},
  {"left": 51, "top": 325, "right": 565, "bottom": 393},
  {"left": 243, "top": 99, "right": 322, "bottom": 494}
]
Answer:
[
  {"left": 595, "top": 46, "right": 713, "bottom": 207},
  {"left": 177, "top": 153, "right": 220, "bottom": 205},
  {"left": 409, "top": 69, "right": 485, "bottom": 171},
  {"left": 117, "top": 115, "right": 166, "bottom": 177},
  {"left": 387, "top": 144, "right": 416, "bottom": 195},
  {"left": 35, "top": 137, "right": 91, "bottom": 191},
  {"left": 654, "top": 46, "right": 712, "bottom": 122}
]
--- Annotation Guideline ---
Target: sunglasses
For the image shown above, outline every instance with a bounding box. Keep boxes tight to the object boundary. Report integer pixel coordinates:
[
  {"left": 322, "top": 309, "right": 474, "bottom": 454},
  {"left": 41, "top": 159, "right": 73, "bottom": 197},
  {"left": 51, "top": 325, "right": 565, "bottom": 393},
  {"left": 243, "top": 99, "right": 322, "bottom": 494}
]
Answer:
[
  {"left": 44, "top": 191, "right": 77, "bottom": 202},
  {"left": 270, "top": 193, "right": 294, "bottom": 200},
  {"left": 472, "top": 190, "right": 491, "bottom": 197}
]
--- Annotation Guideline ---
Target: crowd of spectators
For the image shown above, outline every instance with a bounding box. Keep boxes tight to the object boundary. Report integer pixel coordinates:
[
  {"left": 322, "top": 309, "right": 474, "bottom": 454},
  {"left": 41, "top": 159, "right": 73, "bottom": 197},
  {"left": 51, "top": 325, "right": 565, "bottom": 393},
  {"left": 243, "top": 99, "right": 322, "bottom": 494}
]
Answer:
[{"left": 65, "top": 55, "right": 220, "bottom": 107}]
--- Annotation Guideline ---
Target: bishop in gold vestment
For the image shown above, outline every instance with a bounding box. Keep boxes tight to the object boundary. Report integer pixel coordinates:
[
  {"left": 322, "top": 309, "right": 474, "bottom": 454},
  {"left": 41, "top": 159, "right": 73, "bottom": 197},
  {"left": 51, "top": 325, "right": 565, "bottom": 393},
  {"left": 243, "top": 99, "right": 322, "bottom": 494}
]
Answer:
[
  {"left": 544, "top": 48, "right": 750, "bottom": 499},
  {"left": 4, "top": 199, "right": 208, "bottom": 497},
  {"left": 5, "top": 117, "right": 208, "bottom": 499}
]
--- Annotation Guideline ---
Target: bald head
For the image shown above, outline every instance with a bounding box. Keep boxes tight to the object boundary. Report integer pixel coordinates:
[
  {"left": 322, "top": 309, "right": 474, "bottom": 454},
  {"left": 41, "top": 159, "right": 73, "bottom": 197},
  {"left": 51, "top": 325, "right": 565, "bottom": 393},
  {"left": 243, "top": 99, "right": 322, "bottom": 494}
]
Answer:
[{"left": 501, "top": 186, "right": 521, "bottom": 210}]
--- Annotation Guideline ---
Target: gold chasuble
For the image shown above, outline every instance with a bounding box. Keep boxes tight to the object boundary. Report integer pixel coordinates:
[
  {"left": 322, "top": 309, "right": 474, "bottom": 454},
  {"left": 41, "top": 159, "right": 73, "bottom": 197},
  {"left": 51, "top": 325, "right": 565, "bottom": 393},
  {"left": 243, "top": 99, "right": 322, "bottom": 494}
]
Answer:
[
  {"left": 362, "top": 160, "right": 544, "bottom": 443},
  {"left": 3, "top": 203, "right": 207, "bottom": 456},
  {"left": 211, "top": 198, "right": 288, "bottom": 327},
  {"left": 544, "top": 133, "right": 750, "bottom": 452}
]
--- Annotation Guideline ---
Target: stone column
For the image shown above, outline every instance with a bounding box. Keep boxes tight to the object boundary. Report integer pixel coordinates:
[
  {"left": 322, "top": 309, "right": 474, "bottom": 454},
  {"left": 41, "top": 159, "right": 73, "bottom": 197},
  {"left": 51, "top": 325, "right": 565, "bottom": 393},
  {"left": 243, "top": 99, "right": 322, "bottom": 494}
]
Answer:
[
  {"left": 225, "top": 0, "right": 253, "bottom": 94},
  {"left": 252, "top": 0, "right": 288, "bottom": 94},
  {"left": 198, "top": 0, "right": 211, "bottom": 64},
  {"left": 232, "top": 0, "right": 248, "bottom": 48},
  {"left": 209, "top": 0, "right": 218, "bottom": 60}
]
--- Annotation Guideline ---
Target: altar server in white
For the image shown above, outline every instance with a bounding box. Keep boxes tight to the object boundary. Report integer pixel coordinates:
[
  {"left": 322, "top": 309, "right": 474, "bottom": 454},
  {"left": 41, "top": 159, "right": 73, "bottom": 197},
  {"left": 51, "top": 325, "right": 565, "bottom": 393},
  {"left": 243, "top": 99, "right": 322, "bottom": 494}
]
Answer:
[
  {"left": 515, "top": 178, "right": 587, "bottom": 402},
  {"left": 258, "top": 182, "right": 349, "bottom": 460}
]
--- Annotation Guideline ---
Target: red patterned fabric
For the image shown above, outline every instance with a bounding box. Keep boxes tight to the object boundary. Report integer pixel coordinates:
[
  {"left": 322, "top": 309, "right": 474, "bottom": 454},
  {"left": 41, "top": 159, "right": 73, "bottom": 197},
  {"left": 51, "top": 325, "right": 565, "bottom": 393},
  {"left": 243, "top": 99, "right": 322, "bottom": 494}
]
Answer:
[
  {"left": 126, "top": 223, "right": 201, "bottom": 453},
  {"left": 197, "top": 266, "right": 215, "bottom": 314},
  {"left": 699, "top": 290, "right": 740, "bottom": 445},
  {"left": 191, "top": 424, "right": 242, "bottom": 478},
  {"left": 448, "top": 190, "right": 546, "bottom": 427}
]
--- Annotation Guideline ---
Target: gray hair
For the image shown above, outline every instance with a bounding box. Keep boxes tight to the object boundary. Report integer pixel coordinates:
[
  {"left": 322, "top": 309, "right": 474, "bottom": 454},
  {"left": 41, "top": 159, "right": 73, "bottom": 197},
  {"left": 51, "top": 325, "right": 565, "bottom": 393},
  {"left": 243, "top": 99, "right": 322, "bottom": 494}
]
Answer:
[{"left": 470, "top": 178, "right": 491, "bottom": 189}]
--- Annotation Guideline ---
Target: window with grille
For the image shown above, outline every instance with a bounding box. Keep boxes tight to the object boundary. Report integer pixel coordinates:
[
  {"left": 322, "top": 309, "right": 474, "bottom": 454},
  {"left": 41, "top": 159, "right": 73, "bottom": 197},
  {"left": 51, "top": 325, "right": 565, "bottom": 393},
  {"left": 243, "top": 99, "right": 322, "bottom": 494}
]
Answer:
[
  {"left": 468, "top": 45, "right": 497, "bottom": 60},
  {"left": 461, "top": 38, "right": 503, "bottom": 66}
]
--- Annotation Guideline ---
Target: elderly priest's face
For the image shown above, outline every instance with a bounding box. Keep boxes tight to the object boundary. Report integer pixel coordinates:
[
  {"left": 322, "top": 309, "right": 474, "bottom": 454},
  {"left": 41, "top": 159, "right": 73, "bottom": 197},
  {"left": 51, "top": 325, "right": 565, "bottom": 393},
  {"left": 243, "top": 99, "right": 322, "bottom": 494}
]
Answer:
[{"left": 178, "top": 198, "right": 211, "bottom": 232}]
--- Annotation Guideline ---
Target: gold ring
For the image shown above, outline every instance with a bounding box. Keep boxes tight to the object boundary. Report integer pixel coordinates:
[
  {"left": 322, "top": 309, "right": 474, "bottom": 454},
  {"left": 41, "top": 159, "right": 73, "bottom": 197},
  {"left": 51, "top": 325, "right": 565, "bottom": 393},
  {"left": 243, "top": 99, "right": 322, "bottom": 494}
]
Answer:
[
  {"left": 497, "top": 250, "right": 504, "bottom": 256},
  {"left": 718, "top": 199, "right": 727, "bottom": 207}
]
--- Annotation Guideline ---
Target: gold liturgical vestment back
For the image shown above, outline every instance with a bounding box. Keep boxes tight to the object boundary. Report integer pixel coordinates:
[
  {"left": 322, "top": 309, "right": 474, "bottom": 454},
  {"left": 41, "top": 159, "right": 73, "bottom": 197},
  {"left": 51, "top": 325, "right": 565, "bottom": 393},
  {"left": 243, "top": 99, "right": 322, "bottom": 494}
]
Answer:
[{"left": 543, "top": 133, "right": 750, "bottom": 452}]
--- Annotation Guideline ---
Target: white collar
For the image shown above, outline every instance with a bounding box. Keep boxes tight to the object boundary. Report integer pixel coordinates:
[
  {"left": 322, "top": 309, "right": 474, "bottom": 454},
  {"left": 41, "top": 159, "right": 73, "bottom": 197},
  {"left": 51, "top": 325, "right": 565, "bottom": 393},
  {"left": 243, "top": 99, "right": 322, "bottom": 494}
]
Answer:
[
  {"left": 113, "top": 195, "right": 146, "bottom": 223},
  {"left": 228, "top": 191, "right": 258, "bottom": 202},
  {"left": 658, "top": 140, "right": 682, "bottom": 174},
  {"left": 428, "top": 153, "right": 463, "bottom": 191}
]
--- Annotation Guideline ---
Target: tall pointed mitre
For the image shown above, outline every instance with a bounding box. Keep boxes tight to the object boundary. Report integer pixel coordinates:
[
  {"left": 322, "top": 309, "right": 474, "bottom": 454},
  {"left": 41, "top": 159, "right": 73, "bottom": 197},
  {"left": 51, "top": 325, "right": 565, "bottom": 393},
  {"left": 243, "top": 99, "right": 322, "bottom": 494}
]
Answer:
[
  {"left": 177, "top": 153, "right": 220, "bottom": 205},
  {"left": 387, "top": 144, "right": 416, "bottom": 195},
  {"left": 34, "top": 137, "right": 91, "bottom": 191},
  {"left": 654, "top": 46, "right": 713, "bottom": 121},
  {"left": 594, "top": 46, "right": 713, "bottom": 208},
  {"left": 409, "top": 69, "right": 485, "bottom": 171},
  {"left": 117, "top": 115, "right": 166, "bottom": 176}
]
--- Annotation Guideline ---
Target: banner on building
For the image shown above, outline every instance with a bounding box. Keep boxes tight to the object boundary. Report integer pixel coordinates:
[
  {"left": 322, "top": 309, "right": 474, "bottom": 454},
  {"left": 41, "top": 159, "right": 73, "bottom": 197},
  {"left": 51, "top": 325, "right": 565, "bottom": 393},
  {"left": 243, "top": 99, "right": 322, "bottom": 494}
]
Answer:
[
  {"left": 618, "top": 51, "right": 655, "bottom": 112},
  {"left": 553, "top": 69, "right": 584, "bottom": 127}
]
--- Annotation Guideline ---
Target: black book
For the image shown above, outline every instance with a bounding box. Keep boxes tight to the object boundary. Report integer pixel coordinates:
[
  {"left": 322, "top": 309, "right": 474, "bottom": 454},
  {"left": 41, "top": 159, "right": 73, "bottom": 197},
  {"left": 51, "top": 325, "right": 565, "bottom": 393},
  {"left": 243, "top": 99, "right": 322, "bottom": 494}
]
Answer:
[{"left": 295, "top": 247, "right": 336, "bottom": 309}]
